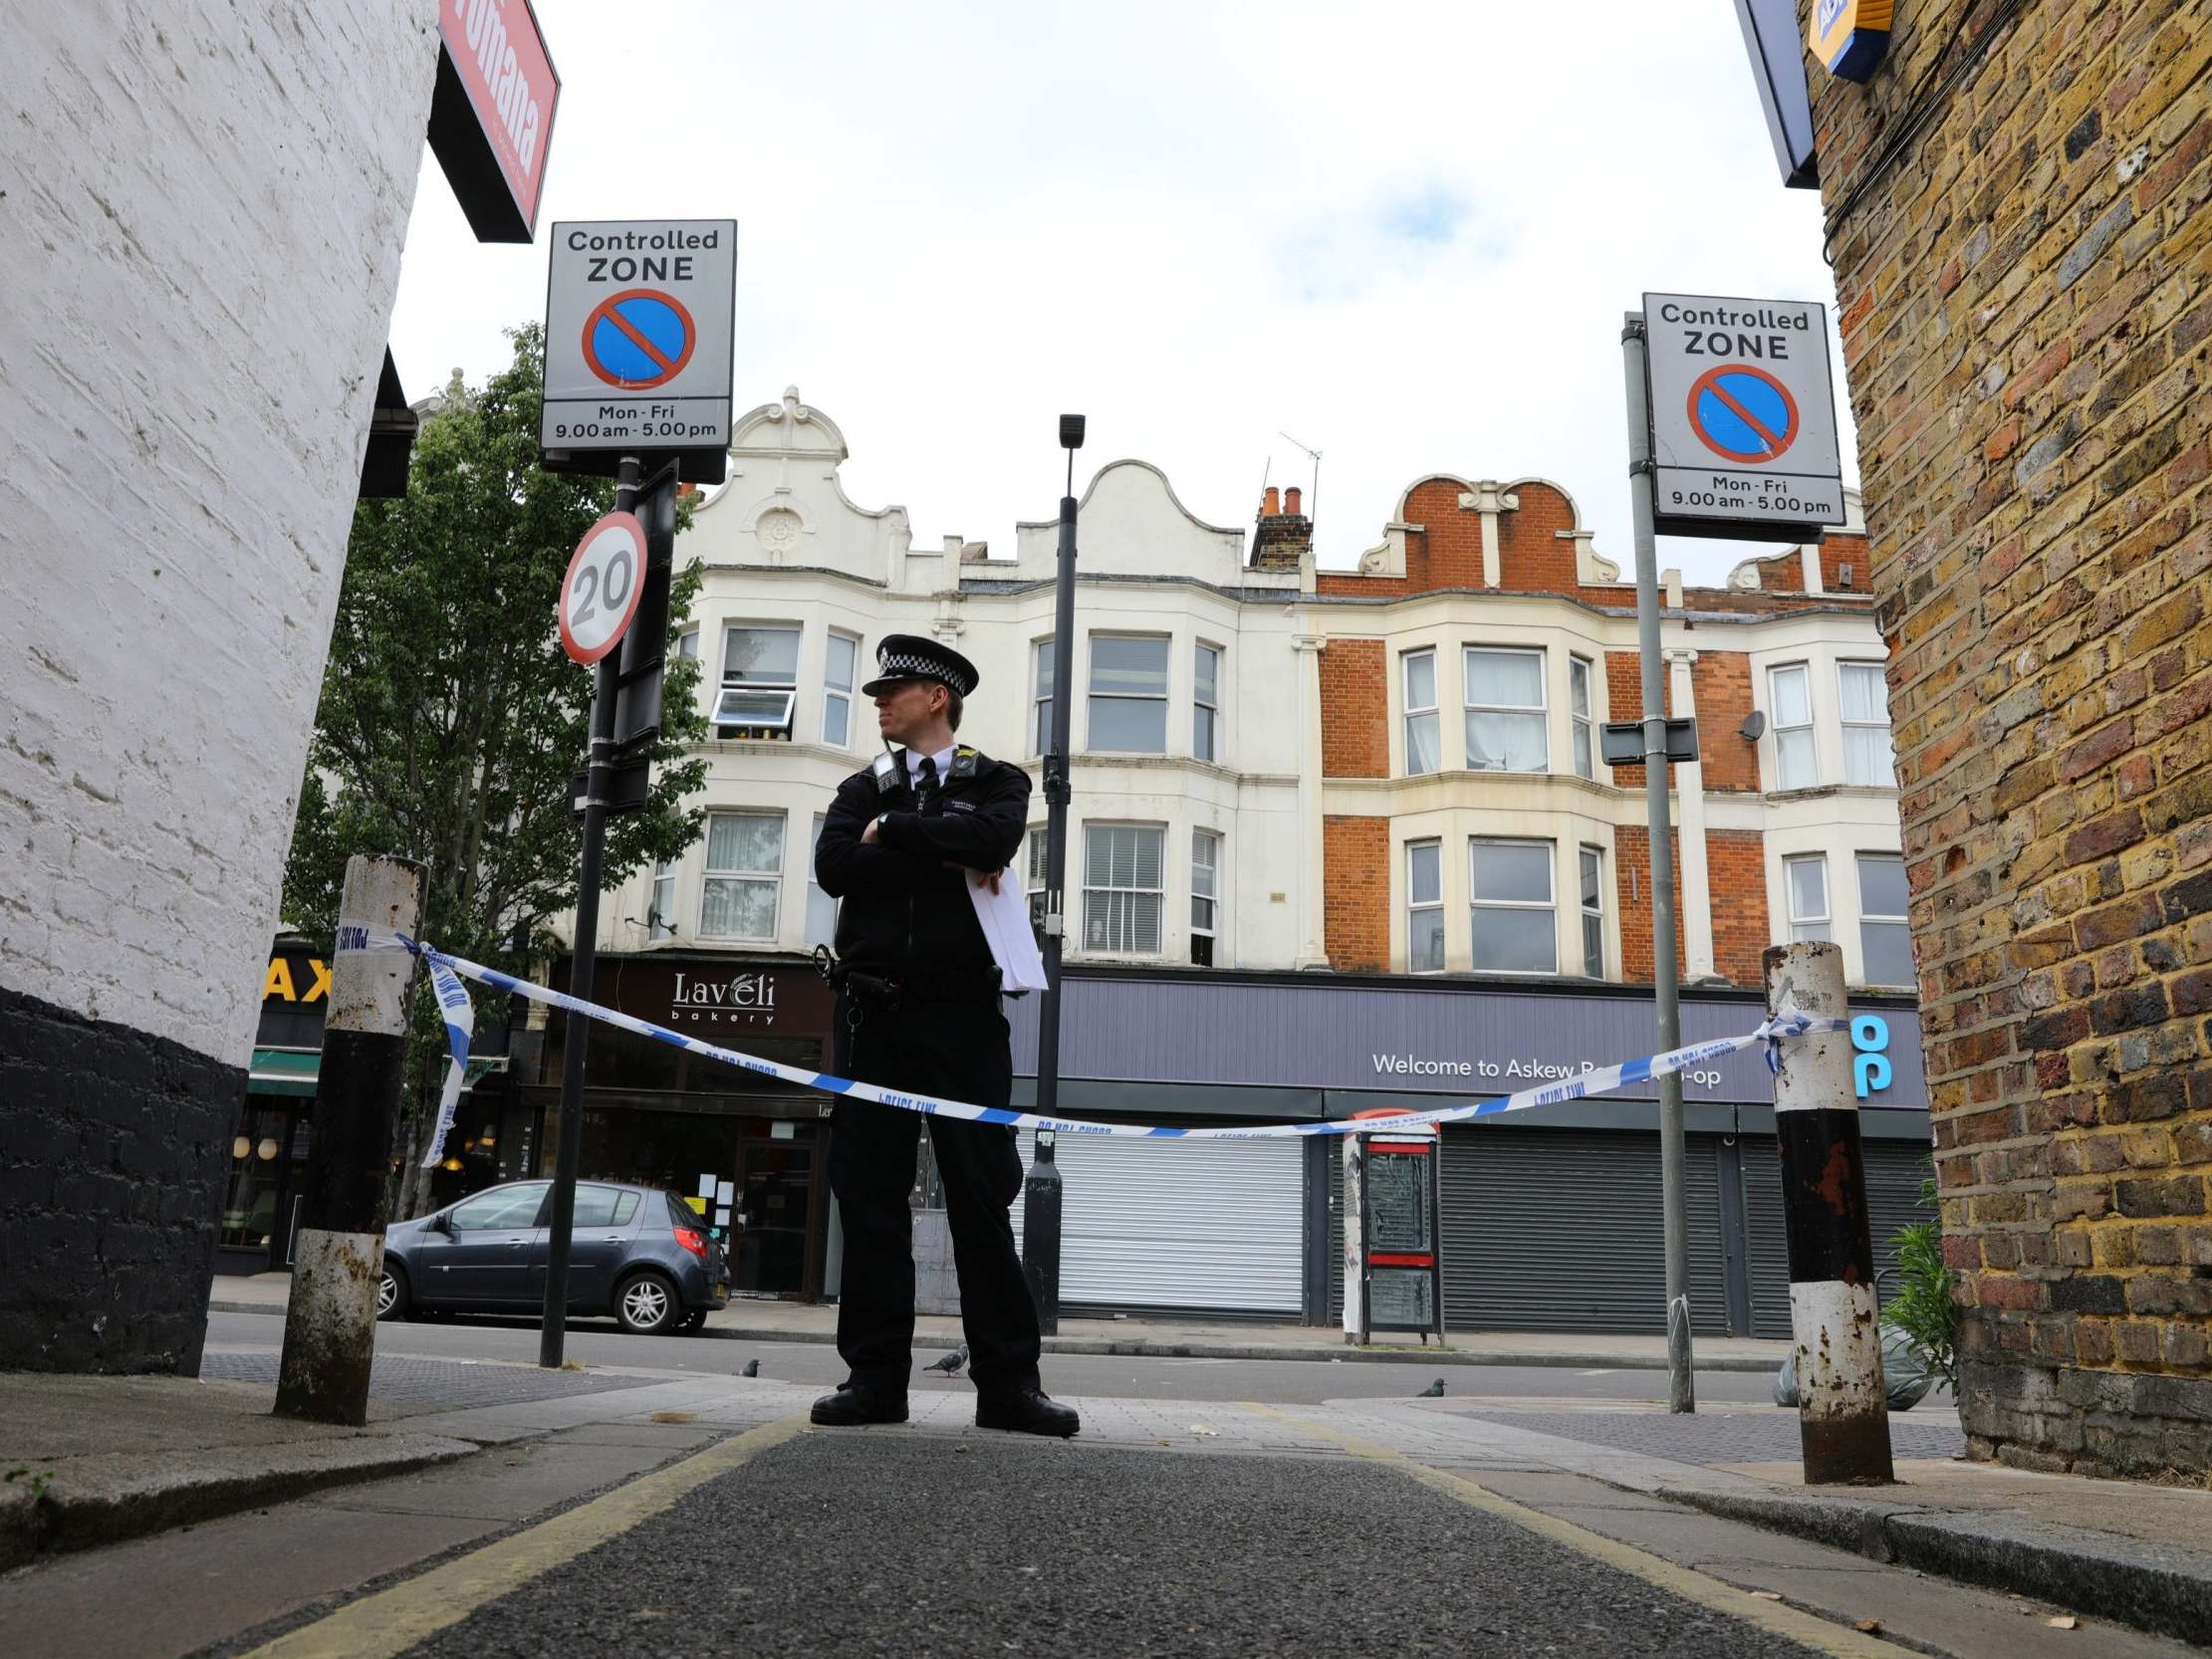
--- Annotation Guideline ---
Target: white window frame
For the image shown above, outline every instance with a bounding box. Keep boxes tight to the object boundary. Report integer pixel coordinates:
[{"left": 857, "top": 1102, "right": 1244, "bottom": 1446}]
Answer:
[
  {"left": 1838, "top": 661, "right": 1895, "bottom": 787},
  {"left": 698, "top": 811, "right": 784, "bottom": 941},
  {"left": 805, "top": 814, "right": 839, "bottom": 949},
  {"left": 1856, "top": 852, "right": 1913, "bottom": 986},
  {"left": 714, "top": 623, "right": 801, "bottom": 739},
  {"left": 1463, "top": 646, "right": 1550, "bottom": 774},
  {"left": 1406, "top": 838, "right": 1445, "bottom": 974},
  {"left": 1784, "top": 853, "right": 1831, "bottom": 943},
  {"left": 648, "top": 859, "right": 677, "bottom": 941},
  {"left": 1579, "top": 844, "right": 1604, "bottom": 978},
  {"left": 1402, "top": 649, "right": 1439, "bottom": 776},
  {"left": 1468, "top": 837, "right": 1559, "bottom": 974},
  {"left": 1026, "top": 827, "right": 1050, "bottom": 938},
  {"left": 1569, "top": 655, "right": 1596, "bottom": 781},
  {"left": 1190, "top": 829, "right": 1220, "bottom": 964},
  {"left": 1031, "top": 638, "right": 1056, "bottom": 759},
  {"left": 1082, "top": 822, "right": 1166, "bottom": 956},
  {"left": 1769, "top": 662, "right": 1817, "bottom": 790},
  {"left": 822, "top": 631, "right": 860, "bottom": 750},
  {"left": 1086, "top": 633, "right": 1171, "bottom": 754},
  {"left": 1194, "top": 642, "right": 1222, "bottom": 765}
]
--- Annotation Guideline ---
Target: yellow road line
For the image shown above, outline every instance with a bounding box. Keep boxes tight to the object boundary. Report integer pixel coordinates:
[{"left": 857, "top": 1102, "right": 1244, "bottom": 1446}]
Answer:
[
  {"left": 1238, "top": 1403, "right": 1917, "bottom": 1659},
  {"left": 240, "top": 1414, "right": 810, "bottom": 1659}
]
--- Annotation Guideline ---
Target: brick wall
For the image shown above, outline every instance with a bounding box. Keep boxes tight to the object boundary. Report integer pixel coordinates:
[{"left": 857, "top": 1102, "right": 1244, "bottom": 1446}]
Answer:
[
  {"left": 1613, "top": 826, "right": 1685, "bottom": 982},
  {"left": 1605, "top": 650, "right": 1668, "bottom": 789},
  {"left": 1706, "top": 830, "right": 1771, "bottom": 986},
  {"left": 1811, "top": 0, "right": 2212, "bottom": 1477},
  {"left": 0, "top": 5, "right": 440, "bottom": 1371},
  {"left": 1320, "top": 638, "right": 1389, "bottom": 777},
  {"left": 1693, "top": 653, "right": 1761, "bottom": 792},
  {"left": 1323, "top": 816, "right": 1390, "bottom": 970}
]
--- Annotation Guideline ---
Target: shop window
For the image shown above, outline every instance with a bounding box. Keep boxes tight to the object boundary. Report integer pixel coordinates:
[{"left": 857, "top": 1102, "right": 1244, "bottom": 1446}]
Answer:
[
  {"left": 1088, "top": 634, "right": 1168, "bottom": 752},
  {"left": 1580, "top": 845, "right": 1604, "bottom": 978},
  {"left": 648, "top": 859, "right": 677, "bottom": 940},
  {"left": 805, "top": 814, "right": 838, "bottom": 948},
  {"left": 1407, "top": 839, "right": 1444, "bottom": 973},
  {"left": 1469, "top": 838, "right": 1557, "bottom": 973},
  {"left": 1084, "top": 824, "right": 1164, "bottom": 954},
  {"left": 1464, "top": 647, "right": 1548, "bottom": 773},
  {"left": 700, "top": 812, "right": 783, "bottom": 940},
  {"left": 1032, "top": 638, "right": 1056, "bottom": 758},
  {"left": 1191, "top": 830, "right": 1220, "bottom": 966},
  {"left": 1570, "top": 655, "right": 1596, "bottom": 781},
  {"left": 822, "top": 631, "right": 859, "bottom": 749},
  {"left": 714, "top": 623, "right": 800, "bottom": 739},
  {"left": 1857, "top": 852, "right": 1913, "bottom": 985},
  {"left": 1839, "top": 662, "right": 1894, "bottom": 787},
  {"left": 1769, "top": 663, "right": 1816, "bottom": 789},
  {"left": 1785, "top": 853, "right": 1831, "bottom": 942},
  {"left": 1402, "top": 649, "right": 1439, "bottom": 775},
  {"left": 1194, "top": 643, "right": 1221, "bottom": 764}
]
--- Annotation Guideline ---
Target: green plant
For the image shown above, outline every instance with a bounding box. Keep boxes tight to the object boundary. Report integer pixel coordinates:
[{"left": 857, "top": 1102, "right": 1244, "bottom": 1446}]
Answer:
[
  {"left": 1881, "top": 1168, "right": 1958, "bottom": 1392},
  {"left": 4, "top": 1465, "right": 57, "bottom": 1500}
]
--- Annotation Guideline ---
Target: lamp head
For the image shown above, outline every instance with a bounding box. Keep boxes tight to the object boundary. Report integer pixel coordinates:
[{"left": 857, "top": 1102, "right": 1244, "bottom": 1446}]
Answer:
[{"left": 1059, "top": 413, "right": 1087, "bottom": 451}]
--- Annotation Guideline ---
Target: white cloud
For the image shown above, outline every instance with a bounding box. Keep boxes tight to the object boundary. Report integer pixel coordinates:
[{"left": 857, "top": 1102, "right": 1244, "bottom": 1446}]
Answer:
[{"left": 390, "top": 0, "right": 1856, "bottom": 585}]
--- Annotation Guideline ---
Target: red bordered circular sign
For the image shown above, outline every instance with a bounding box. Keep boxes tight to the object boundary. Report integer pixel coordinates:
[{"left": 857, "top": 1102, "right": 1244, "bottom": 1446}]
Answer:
[{"left": 559, "top": 511, "right": 648, "bottom": 665}]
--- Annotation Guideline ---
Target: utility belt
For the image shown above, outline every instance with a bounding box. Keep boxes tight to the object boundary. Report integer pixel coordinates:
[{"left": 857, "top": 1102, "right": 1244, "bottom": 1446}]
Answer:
[{"left": 813, "top": 946, "right": 1004, "bottom": 1013}]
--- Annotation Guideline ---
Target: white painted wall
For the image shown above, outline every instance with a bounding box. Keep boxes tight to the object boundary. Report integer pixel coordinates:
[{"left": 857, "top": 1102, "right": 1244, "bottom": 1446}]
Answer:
[{"left": 0, "top": 4, "right": 439, "bottom": 1059}]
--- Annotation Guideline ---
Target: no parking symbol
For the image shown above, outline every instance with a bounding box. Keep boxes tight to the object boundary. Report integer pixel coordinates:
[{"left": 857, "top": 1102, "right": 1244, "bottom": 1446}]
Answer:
[
  {"left": 1686, "top": 362, "right": 1799, "bottom": 464},
  {"left": 582, "top": 288, "right": 696, "bottom": 390}
]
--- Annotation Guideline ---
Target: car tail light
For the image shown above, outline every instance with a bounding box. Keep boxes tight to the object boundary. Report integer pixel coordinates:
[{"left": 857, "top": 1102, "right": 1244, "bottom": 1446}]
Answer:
[{"left": 672, "top": 1227, "right": 708, "bottom": 1260}]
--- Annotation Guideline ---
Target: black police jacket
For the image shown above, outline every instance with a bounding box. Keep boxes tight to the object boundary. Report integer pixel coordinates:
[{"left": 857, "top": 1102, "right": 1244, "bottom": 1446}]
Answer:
[{"left": 814, "top": 745, "right": 1032, "bottom": 980}]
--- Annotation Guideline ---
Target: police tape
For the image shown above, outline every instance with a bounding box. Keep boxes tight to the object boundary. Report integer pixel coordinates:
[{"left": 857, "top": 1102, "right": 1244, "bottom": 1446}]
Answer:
[{"left": 363, "top": 932, "right": 1843, "bottom": 1143}]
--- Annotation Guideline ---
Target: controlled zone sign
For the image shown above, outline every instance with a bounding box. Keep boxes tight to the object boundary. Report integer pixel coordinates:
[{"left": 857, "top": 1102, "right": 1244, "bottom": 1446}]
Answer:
[
  {"left": 543, "top": 219, "right": 736, "bottom": 480},
  {"left": 1641, "top": 292, "right": 1845, "bottom": 543},
  {"left": 559, "top": 511, "right": 647, "bottom": 665}
]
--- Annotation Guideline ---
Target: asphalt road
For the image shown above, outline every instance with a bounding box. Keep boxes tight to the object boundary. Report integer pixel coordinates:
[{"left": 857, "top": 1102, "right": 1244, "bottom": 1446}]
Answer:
[
  {"left": 391, "top": 1433, "right": 1838, "bottom": 1659},
  {"left": 202, "top": 1310, "right": 1791, "bottom": 1404}
]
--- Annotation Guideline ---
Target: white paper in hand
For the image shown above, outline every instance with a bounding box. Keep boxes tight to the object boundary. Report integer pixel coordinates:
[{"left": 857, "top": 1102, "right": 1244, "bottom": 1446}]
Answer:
[{"left": 968, "top": 869, "right": 1048, "bottom": 992}]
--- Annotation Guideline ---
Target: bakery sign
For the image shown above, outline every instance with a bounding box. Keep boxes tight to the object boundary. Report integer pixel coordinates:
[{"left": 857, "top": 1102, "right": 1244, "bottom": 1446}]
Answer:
[{"left": 669, "top": 969, "right": 779, "bottom": 1028}]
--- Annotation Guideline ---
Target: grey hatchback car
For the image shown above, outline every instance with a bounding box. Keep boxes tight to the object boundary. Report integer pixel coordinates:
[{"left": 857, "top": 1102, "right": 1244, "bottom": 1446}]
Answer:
[{"left": 378, "top": 1180, "right": 731, "bottom": 1334}]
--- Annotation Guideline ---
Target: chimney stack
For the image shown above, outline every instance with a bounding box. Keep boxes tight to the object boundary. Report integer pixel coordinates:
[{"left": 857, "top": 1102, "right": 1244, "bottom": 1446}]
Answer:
[{"left": 1250, "top": 476, "right": 1313, "bottom": 573}]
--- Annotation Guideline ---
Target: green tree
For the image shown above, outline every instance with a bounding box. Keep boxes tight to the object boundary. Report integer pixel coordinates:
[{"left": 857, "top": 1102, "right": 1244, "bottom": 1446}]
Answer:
[{"left": 281, "top": 324, "right": 709, "bottom": 1218}]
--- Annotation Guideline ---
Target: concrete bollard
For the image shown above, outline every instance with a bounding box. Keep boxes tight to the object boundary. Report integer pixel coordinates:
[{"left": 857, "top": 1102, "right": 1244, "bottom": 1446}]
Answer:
[
  {"left": 1021, "top": 1129, "right": 1062, "bottom": 1336},
  {"left": 1764, "top": 939, "right": 1893, "bottom": 1484},
  {"left": 274, "top": 854, "right": 425, "bottom": 1425}
]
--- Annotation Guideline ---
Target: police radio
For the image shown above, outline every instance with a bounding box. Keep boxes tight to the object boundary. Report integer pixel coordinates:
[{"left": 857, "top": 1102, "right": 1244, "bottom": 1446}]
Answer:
[{"left": 870, "top": 745, "right": 906, "bottom": 798}]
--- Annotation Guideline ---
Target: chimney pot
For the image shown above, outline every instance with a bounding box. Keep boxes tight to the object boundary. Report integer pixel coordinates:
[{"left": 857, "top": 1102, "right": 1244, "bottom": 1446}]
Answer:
[
  {"left": 1285, "top": 486, "right": 1302, "bottom": 516},
  {"left": 1262, "top": 486, "right": 1281, "bottom": 517}
]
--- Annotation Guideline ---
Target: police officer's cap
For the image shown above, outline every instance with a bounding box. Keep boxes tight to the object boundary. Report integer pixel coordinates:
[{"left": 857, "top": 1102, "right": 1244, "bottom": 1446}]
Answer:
[{"left": 861, "top": 633, "right": 980, "bottom": 698}]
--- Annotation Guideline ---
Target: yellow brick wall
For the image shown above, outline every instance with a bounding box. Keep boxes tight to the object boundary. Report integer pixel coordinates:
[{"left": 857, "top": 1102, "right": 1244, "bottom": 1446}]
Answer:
[{"left": 1809, "top": 0, "right": 2212, "bottom": 1478}]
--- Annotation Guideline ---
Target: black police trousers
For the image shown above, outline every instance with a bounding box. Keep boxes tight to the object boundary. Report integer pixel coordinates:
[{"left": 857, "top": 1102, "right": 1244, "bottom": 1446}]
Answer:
[{"left": 828, "top": 992, "right": 1041, "bottom": 1400}]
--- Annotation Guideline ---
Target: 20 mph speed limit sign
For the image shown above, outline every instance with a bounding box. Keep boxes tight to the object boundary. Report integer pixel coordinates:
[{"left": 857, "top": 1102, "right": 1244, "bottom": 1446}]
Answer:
[{"left": 559, "top": 511, "right": 647, "bottom": 665}]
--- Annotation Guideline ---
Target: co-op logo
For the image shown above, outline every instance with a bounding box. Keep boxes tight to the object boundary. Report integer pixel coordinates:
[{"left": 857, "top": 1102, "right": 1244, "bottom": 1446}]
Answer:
[{"left": 1851, "top": 1015, "right": 1891, "bottom": 1099}]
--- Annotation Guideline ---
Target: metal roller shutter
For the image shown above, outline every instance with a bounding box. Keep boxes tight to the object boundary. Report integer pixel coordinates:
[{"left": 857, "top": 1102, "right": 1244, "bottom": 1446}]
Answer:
[
  {"left": 1010, "top": 1130, "right": 1305, "bottom": 1314},
  {"left": 1743, "top": 1133, "right": 1936, "bottom": 1338}
]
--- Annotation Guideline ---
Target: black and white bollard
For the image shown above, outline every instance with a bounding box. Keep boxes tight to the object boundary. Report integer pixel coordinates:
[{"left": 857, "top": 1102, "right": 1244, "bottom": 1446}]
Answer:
[
  {"left": 1764, "top": 939, "right": 1893, "bottom": 1484},
  {"left": 274, "top": 854, "right": 425, "bottom": 1425},
  {"left": 1021, "top": 1129, "right": 1062, "bottom": 1336}
]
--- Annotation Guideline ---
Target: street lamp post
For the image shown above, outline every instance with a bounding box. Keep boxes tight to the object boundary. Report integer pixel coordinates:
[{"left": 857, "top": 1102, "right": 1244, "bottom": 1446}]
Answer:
[{"left": 1027, "top": 414, "right": 1085, "bottom": 1332}]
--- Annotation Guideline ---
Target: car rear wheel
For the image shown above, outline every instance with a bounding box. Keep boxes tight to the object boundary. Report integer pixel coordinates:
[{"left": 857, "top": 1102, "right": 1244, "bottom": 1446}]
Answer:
[
  {"left": 377, "top": 1264, "right": 410, "bottom": 1321},
  {"left": 614, "top": 1271, "right": 680, "bottom": 1335}
]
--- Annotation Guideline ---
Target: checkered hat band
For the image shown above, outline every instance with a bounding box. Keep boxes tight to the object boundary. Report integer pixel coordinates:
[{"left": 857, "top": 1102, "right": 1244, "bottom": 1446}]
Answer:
[{"left": 878, "top": 650, "right": 939, "bottom": 678}]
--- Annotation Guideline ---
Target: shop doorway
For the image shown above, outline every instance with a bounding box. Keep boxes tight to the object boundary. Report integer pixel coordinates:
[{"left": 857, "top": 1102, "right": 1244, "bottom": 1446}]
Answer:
[{"left": 733, "top": 1136, "right": 818, "bottom": 1297}]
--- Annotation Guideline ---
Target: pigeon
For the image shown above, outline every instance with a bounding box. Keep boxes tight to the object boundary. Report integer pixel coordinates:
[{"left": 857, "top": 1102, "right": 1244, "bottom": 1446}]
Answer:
[
  {"left": 1416, "top": 1377, "right": 1445, "bottom": 1398},
  {"left": 926, "top": 1341, "right": 969, "bottom": 1375},
  {"left": 741, "top": 1359, "right": 760, "bottom": 1378}
]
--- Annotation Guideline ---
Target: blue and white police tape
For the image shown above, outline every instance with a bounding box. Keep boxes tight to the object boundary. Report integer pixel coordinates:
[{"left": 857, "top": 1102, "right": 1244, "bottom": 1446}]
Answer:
[
  {"left": 368, "top": 932, "right": 1843, "bottom": 1143},
  {"left": 417, "top": 951, "right": 477, "bottom": 1169}
]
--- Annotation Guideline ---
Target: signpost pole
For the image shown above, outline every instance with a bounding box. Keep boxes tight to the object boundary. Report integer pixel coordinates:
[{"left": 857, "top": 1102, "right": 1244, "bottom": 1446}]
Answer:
[
  {"left": 540, "top": 453, "right": 638, "bottom": 1369},
  {"left": 1623, "top": 314, "right": 1696, "bottom": 1414}
]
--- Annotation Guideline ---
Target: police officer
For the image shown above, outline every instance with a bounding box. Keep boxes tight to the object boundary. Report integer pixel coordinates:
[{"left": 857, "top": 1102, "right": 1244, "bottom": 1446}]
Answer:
[{"left": 811, "top": 634, "right": 1080, "bottom": 1439}]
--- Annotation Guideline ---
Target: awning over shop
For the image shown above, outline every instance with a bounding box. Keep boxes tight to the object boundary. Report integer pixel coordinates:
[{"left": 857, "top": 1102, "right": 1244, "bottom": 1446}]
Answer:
[{"left": 246, "top": 1050, "right": 507, "bottom": 1098}]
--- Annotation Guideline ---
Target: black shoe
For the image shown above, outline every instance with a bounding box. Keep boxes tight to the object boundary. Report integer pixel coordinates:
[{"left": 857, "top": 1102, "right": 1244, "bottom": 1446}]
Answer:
[
  {"left": 811, "top": 1383, "right": 909, "bottom": 1426},
  {"left": 976, "top": 1388, "right": 1080, "bottom": 1438}
]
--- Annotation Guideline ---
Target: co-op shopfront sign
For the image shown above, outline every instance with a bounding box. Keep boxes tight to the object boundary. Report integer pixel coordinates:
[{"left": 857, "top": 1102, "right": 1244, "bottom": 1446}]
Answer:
[
  {"left": 1641, "top": 291, "right": 1844, "bottom": 542},
  {"left": 1010, "top": 978, "right": 1922, "bottom": 1108}
]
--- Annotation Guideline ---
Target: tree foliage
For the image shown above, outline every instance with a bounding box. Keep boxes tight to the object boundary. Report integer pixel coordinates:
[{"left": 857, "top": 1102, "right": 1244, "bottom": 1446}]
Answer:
[{"left": 282, "top": 324, "right": 708, "bottom": 1215}]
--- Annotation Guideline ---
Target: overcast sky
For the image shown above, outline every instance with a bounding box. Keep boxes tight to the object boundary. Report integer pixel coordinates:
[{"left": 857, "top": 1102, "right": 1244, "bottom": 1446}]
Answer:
[{"left": 390, "top": 0, "right": 1855, "bottom": 585}]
